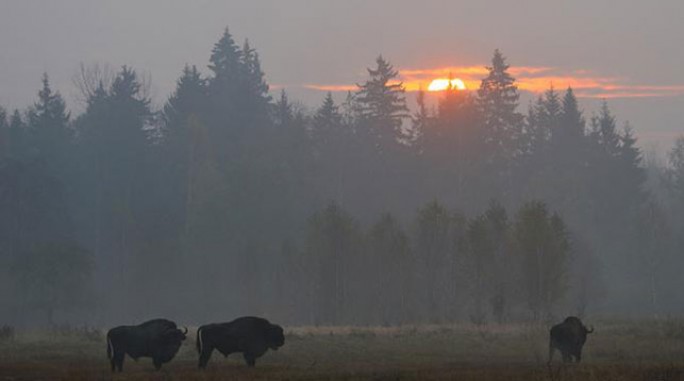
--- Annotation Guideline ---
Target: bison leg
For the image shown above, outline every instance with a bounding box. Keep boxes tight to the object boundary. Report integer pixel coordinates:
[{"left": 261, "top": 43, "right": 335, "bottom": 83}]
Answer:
[
  {"left": 153, "top": 357, "right": 163, "bottom": 371},
  {"left": 243, "top": 353, "right": 256, "bottom": 367},
  {"left": 548, "top": 342, "right": 555, "bottom": 364},
  {"left": 561, "top": 351, "right": 571, "bottom": 363},
  {"left": 114, "top": 353, "right": 125, "bottom": 372},
  {"left": 198, "top": 346, "right": 214, "bottom": 369},
  {"left": 574, "top": 349, "right": 582, "bottom": 363}
]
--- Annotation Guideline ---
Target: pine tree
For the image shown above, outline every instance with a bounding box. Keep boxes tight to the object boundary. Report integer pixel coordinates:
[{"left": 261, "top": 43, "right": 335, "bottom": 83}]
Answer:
[
  {"left": 311, "top": 92, "right": 350, "bottom": 202},
  {"left": 241, "top": 39, "right": 271, "bottom": 114},
  {"left": 314, "top": 92, "right": 342, "bottom": 132},
  {"left": 590, "top": 100, "right": 620, "bottom": 157},
  {"left": 538, "top": 86, "right": 562, "bottom": 135},
  {"left": 410, "top": 87, "right": 430, "bottom": 146},
  {"left": 160, "top": 64, "right": 210, "bottom": 264},
  {"left": 27, "top": 74, "right": 72, "bottom": 169},
  {"left": 559, "top": 87, "right": 585, "bottom": 140},
  {"left": 163, "top": 65, "right": 207, "bottom": 139},
  {"left": 76, "top": 66, "right": 151, "bottom": 315},
  {"left": 208, "top": 28, "right": 243, "bottom": 86},
  {"left": 356, "top": 56, "right": 410, "bottom": 150},
  {"left": 341, "top": 91, "right": 361, "bottom": 128},
  {"left": 478, "top": 50, "right": 524, "bottom": 162},
  {"left": 274, "top": 90, "right": 293, "bottom": 128}
]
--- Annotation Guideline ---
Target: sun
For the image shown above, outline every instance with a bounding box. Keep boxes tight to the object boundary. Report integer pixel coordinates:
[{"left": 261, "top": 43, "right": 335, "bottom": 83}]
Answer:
[{"left": 428, "top": 78, "right": 467, "bottom": 92}]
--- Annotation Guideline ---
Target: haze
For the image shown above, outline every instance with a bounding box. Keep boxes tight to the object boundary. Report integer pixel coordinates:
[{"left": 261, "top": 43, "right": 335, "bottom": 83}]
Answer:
[{"left": 1, "top": 0, "right": 682, "bottom": 150}]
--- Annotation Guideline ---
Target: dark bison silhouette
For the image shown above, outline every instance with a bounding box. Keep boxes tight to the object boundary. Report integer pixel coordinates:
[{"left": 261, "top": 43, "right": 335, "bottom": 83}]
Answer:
[
  {"left": 106, "top": 318, "right": 187, "bottom": 372},
  {"left": 196, "top": 316, "right": 285, "bottom": 368},
  {"left": 549, "top": 316, "right": 594, "bottom": 363}
]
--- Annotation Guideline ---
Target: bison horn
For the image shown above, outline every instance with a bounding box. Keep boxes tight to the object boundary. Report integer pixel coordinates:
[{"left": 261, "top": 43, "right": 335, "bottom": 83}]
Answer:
[
  {"left": 182, "top": 326, "right": 188, "bottom": 335},
  {"left": 586, "top": 325, "right": 594, "bottom": 333}
]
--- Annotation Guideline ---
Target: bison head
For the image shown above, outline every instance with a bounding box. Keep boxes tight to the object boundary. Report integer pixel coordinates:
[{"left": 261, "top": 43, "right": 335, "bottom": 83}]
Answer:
[
  {"left": 267, "top": 324, "right": 285, "bottom": 350},
  {"left": 156, "top": 326, "right": 188, "bottom": 363}
]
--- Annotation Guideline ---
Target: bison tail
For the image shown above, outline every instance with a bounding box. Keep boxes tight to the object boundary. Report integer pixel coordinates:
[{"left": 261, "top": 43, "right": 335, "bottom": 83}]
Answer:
[
  {"left": 196, "top": 327, "right": 203, "bottom": 354},
  {"left": 107, "top": 334, "right": 113, "bottom": 359}
]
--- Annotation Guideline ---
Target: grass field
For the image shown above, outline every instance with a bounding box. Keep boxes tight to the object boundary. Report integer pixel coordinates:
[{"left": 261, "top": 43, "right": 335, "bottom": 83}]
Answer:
[{"left": 1, "top": 320, "right": 684, "bottom": 380}]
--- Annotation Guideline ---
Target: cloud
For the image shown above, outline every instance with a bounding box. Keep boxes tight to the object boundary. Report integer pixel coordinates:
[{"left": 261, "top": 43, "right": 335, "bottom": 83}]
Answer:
[{"left": 296, "top": 65, "right": 684, "bottom": 99}]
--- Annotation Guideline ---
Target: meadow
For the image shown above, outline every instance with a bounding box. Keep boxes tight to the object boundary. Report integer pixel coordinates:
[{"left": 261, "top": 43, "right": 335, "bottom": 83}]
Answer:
[{"left": 1, "top": 319, "right": 683, "bottom": 380}]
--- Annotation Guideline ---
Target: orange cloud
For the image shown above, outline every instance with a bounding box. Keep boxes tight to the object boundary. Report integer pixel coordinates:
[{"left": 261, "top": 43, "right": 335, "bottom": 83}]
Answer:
[
  {"left": 299, "top": 65, "right": 684, "bottom": 99},
  {"left": 303, "top": 84, "right": 358, "bottom": 92}
]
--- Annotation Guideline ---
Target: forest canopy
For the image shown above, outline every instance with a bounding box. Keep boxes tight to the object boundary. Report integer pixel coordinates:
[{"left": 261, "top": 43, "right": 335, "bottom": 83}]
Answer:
[{"left": 0, "top": 29, "right": 682, "bottom": 327}]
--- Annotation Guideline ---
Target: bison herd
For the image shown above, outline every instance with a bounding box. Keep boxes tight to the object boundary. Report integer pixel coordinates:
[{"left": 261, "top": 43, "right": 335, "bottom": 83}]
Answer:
[
  {"left": 106, "top": 316, "right": 284, "bottom": 372},
  {"left": 105, "top": 315, "right": 592, "bottom": 372}
]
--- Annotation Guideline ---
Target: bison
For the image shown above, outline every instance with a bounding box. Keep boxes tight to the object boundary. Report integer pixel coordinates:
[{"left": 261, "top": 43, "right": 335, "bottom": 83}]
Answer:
[
  {"left": 196, "top": 316, "right": 285, "bottom": 368},
  {"left": 549, "top": 316, "right": 594, "bottom": 363},
  {"left": 106, "top": 318, "right": 187, "bottom": 372}
]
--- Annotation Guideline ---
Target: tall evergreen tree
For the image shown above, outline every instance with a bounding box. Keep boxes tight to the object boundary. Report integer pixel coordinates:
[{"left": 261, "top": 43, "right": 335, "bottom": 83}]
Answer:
[
  {"left": 241, "top": 39, "right": 271, "bottom": 115},
  {"left": 163, "top": 65, "right": 207, "bottom": 142},
  {"left": 558, "top": 87, "right": 585, "bottom": 140},
  {"left": 26, "top": 74, "right": 73, "bottom": 180},
  {"left": 478, "top": 50, "right": 524, "bottom": 163},
  {"left": 208, "top": 28, "right": 243, "bottom": 87},
  {"left": 76, "top": 66, "right": 151, "bottom": 317},
  {"left": 356, "top": 56, "right": 410, "bottom": 150},
  {"left": 590, "top": 101, "right": 621, "bottom": 157},
  {"left": 274, "top": 90, "right": 293, "bottom": 128}
]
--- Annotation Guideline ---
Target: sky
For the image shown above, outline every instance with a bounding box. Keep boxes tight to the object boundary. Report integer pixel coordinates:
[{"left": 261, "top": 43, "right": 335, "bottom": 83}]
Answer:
[{"left": 1, "top": 0, "right": 682, "bottom": 153}]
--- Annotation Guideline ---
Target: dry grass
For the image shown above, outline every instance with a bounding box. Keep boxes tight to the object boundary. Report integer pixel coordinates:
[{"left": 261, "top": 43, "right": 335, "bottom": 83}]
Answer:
[{"left": 1, "top": 320, "right": 684, "bottom": 380}]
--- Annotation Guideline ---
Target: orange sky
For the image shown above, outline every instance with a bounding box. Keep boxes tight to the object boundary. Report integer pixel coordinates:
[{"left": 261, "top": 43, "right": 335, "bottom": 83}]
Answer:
[{"left": 303, "top": 65, "right": 684, "bottom": 99}]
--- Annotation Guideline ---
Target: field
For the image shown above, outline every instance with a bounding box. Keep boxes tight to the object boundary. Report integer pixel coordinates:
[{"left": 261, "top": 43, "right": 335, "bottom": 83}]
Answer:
[{"left": 1, "top": 320, "right": 684, "bottom": 380}]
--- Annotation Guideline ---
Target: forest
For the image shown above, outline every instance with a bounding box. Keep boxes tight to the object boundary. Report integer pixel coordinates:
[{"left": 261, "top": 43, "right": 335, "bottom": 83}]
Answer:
[{"left": 1, "top": 28, "right": 683, "bottom": 328}]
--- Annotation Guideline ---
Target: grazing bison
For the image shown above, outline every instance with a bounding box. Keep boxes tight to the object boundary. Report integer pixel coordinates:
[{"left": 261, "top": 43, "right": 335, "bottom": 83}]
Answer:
[
  {"left": 106, "top": 318, "right": 187, "bottom": 372},
  {"left": 196, "top": 316, "right": 285, "bottom": 368},
  {"left": 549, "top": 316, "right": 594, "bottom": 363}
]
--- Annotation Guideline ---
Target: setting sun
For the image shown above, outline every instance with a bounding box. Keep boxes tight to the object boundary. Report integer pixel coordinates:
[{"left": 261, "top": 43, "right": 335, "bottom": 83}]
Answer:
[{"left": 428, "top": 78, "right": 467, "bottom": 91}]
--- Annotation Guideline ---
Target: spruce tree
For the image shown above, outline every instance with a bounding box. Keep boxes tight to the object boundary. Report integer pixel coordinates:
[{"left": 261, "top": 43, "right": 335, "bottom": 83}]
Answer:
[
  {"left": 356, "top": 56, "right": 410, "bottom": 150},
  {"left": 590, "top": 101, "right": 621, "bottom": 157},
  {"left": 27, "top": 74, "right": 72, "bottom": 170},
  {"left": 208, "top": 28, "right": 243, "bottom": 86},
  {"left": 314, "top": 92, "right": 342, "bottom": 132},
  {"left": 241, "top": 39, "right": 271, "bottom": 114},
  {"left": 559, "top": 87, "right": 585, "bottom": 140},
  {"left": 478, "top": 49, "right": 524, "bottom": 162},
  {"left": 274, "top": 90, "right": 293, "bottom": 128}
]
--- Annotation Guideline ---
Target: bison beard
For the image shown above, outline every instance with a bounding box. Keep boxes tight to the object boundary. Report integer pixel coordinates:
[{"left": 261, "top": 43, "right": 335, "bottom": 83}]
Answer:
[
  {"left": 549, "top": 316, "right": 594, "bottom": 363},
  {"left": 196, "top": 316, "right": 285, "bottom": 369},
  {"left": 106, "top": 319, "right": 187, "bottom": 372}
]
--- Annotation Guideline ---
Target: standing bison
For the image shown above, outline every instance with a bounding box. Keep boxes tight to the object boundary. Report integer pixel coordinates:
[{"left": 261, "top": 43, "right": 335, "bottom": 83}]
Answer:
[
  {"left": 549, "top": 316, "right": 594, "bottom": 363},
  {"left": 196, "top": 316, "right": 285, "bottom": 368},
  {"left": 107, "top": 318, "right": 187, "bottom": 372}
]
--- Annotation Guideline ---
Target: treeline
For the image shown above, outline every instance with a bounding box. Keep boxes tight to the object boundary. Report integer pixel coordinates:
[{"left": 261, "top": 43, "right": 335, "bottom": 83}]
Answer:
[
  {"left": 274, "top": 200, "right": 573, "bottom": 326},
  {"left": 0, "top": 28, "right": 683, "bottom": 326}
]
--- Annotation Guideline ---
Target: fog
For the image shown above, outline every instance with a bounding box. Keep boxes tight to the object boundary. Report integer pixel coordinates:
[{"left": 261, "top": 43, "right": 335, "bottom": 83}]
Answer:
[{"left": 0, "top": 1, "right": 683, "bottom": 329}]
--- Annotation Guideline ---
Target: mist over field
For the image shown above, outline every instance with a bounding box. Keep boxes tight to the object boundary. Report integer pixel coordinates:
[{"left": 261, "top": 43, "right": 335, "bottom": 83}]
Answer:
[{"left": 0, "top": 1, "right": 684, "bottom": 379}]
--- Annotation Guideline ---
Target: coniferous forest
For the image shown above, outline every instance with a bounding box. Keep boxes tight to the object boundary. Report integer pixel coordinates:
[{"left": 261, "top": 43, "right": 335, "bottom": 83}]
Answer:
[{"left": 2, "top": 29, "right": 684, "bottom": 328}]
